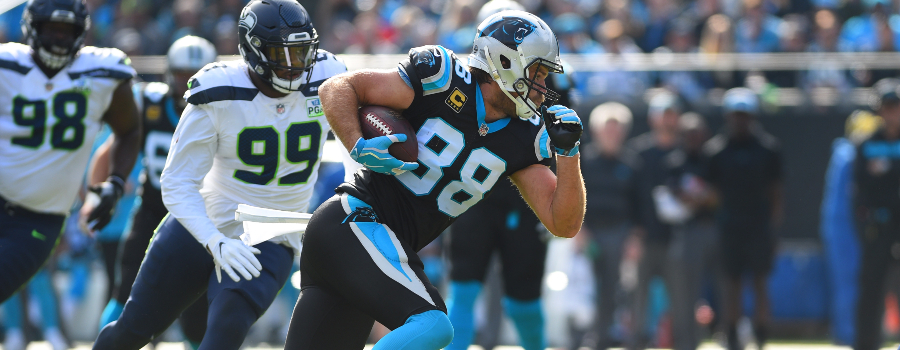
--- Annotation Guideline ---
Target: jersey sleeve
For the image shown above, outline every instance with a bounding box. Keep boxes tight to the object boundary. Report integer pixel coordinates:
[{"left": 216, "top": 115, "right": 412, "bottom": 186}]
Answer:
[
  {"left": 399, "top": 45, "right": 455, "bottom": 96},
  {"left": 159, "top": 103, "right": 222, "bottom": 247}
]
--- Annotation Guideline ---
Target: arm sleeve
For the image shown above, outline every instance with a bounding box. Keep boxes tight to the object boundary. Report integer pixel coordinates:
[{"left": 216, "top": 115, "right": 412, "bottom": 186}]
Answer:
[{"left": 160, "top": 104, "right": 223, "bottom": 247}]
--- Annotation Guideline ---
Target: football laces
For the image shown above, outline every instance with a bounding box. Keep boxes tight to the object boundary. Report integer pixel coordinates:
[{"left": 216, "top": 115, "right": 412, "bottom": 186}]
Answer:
[{"left": 365, "top": 113, "right": 393, "bottom": 135}]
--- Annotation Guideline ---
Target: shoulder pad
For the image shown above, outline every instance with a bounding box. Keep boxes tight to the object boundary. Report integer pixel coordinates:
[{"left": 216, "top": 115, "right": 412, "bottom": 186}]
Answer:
[
  {"left": 407, "top": 45, "right": 458, "bottom": 96},
  {"left": 143, "top": 82, "right": 170, "bottom": 104},
  {"left": 184, "top": 61, "right": 259, "bottom": 105},
  {"left": 68, "top": 46, "right": 136, "bottom": 80},
  {"left": 0, "top": 43, "right": 34, "bottom": 75}
]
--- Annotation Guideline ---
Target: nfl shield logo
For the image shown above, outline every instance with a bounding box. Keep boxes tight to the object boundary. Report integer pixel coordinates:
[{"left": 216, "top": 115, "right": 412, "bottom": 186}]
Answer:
[
  {"left": 276, "top": 103, "right": 286, "bottom": 114},
  {"left": 478, "top": 123, "right": 489, "bottom": 136}
]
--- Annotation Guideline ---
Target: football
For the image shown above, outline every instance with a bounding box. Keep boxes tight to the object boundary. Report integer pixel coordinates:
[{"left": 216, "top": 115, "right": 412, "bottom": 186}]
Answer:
[{"left": 358, "top": 105, "right": 419, "bottom": 163}]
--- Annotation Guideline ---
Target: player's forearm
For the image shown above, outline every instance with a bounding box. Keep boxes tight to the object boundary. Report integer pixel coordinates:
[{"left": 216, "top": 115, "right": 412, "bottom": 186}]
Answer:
[
  {"left": 320, "top": 73, "right": 363, "bottom": 152},
  {"left": 548, "top": 155, "right": 585, "bottom": 238},
  {"left": 162, "top": 182, "right": 223, "bottom": 246},
  {"left": 108, "top": 124, "right": 140, "bottom": 179},
  {"left": 160, "top": 105, "right": 222, "bottom": 247}
]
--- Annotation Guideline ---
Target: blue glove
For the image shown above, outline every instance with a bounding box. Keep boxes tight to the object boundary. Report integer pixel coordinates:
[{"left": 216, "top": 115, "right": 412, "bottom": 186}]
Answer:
[
  {"left": 350, "top": 135, "right": 419, "bottom": 175},
  {"left": 544, "top": 105, "right": 582, "bottom": 157}
]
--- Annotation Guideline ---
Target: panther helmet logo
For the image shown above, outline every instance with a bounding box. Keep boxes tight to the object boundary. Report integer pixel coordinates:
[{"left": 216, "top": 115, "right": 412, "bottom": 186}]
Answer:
[{"left": 478, "top": 17, "right": 537, "bottom": 50}]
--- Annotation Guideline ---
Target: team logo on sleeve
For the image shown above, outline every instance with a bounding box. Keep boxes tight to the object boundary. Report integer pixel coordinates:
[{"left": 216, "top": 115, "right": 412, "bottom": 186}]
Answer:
[
  {"left": 187, "top": 78, "right": 200, "bottom": 90},
  {"left": 307, "top": 98, "right": 324, "bottom": 117},
  {"left": 415, "top": 50, "right": 435, "bottom": 67},
  {"left": 445, "top": 87, "right": 467, "bottom": 113}
]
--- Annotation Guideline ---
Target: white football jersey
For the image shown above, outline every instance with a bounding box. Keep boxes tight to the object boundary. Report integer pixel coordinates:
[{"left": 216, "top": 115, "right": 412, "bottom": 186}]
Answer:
[
  {"left": 0, "top": 43, "right": 135, "bottom": 214},
  {"left": 161, "top": 51, "right": 347, "bottom": 252}
]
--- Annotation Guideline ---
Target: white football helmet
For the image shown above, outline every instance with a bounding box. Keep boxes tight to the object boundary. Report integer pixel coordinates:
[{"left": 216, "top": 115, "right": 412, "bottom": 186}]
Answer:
[
  {"left": 469, "top": 10, "right": 563, "bottom": 120},
  {"left": 167, "top": 35, "right": 218, "bottom": 72}
]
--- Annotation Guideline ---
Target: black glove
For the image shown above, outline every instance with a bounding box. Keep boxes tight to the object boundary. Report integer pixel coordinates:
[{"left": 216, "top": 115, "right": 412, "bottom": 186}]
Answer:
[
  {"left": 542, "top": 105, "right": 583, "bottom": 156},
  {"left": 85, "top": 174, "right": 125, "bottom": 232}
]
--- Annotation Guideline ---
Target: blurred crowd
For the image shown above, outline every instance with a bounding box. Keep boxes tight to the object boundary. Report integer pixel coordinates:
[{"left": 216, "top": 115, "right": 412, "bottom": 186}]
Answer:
[{"left": 3, "top": 0, "right": 900, "bottom": 95}]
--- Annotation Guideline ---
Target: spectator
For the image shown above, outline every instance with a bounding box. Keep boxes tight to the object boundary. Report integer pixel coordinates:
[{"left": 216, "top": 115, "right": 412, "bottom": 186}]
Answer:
[
  {"left": 734, "top": 0, "right": 783, "bottom": 53},
  {"left": 853, "top": 78, "right": 900, "bottom": 350},
  {"left": 638, "top": 0, "right": 676, "bottom": 52},
  {"left": 626, "top": 90, "right": 682, "bottom": 349},
  {"left": 700, "top": 14, "right": 740, "bottom": 89},
  {"left": 436, "top": 0, "right": 478, "bottom": 52},
  {"left": 804, "top": 9, "right": 853, "bottom": 96},
  {"left": 344, "top": 11, "right": 400, "bottom": 54},
  {"left": 554, "top": 13, "right": 604, "bottom": 54},
  {"left": 839, "top": 0, "right": 899, "bottom": 53},
  {"left": 704, "top": 87, "right": 783, "bottom": 350},
  {"left": 214, "top": 20, "right": 239, "bottom": 55},
  {"left": 585, "top": 19, "right": 649, "bottom": 104},
  {"left": 656, "top": 17, "right": 713, "bottom": 105},
  {"left": 579, "top": 102, "right": 642, "bottom": 350},
  {"left": 663, "top": 112, "right": 719, "bottom": 350}
]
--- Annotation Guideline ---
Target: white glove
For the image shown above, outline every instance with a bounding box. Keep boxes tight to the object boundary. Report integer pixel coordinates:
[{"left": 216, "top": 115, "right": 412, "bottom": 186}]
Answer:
[{"left": 206, "top": 234, "right": 262, "bottom": 283}]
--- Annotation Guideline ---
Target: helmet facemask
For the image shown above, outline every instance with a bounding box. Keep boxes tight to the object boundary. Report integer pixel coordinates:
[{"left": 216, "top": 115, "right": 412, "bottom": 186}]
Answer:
[
  {"left": 261, "top": 38, "right": 318, "bottom": 93},
  {"left": 24, "top": 19, "right": 88, "bottom": 70}
]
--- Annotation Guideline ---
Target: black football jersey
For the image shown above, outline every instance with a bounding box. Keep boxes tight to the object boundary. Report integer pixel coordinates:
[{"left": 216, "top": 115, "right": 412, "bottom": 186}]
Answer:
[
  {"left": 339, "top": 45, "right": 554, "bottom": 251},
  {"left": 135, "top": 82, "right": 180, "bottom": 214}
]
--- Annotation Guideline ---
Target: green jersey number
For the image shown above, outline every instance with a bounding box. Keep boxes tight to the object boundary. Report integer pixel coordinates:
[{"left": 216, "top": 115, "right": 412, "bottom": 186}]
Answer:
[
  {"left": 234, "top": 121, "right": 323, "bottom": 186},
  {"left": 12, "top": 93, "right": 88, "bottom": 150}
]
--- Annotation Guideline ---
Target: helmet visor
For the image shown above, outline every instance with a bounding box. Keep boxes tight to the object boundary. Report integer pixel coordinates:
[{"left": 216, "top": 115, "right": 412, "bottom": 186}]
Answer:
[{"left": 265, "top": 42, "right": 317, "bottom": 73}]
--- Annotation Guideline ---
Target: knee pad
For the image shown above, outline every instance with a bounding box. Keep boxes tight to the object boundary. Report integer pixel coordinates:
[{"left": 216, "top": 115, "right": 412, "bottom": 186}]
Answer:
[{"left": 411, "top": 310, "right": 454, "bottom": 349}]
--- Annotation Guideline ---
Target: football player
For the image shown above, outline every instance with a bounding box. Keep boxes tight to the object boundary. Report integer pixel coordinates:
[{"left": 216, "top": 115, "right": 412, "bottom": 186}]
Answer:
[
  {"left": 92, "top": 36, "right": 218, "bottom": 348},
  {"left": 284, "top": 10, "right": 585, "bottom": 350},
  {"left": 91, "top": 1, "right": 346, "bottom": 349},
  {"left": 0, "top": 0, "right": 140, "bottom": 303},
  {"left": 444, "top": 4, "right": 578, "bottom": 350}
]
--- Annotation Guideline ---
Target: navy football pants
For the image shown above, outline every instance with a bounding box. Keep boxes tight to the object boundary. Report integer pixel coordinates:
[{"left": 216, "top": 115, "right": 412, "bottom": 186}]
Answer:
[
  {"left": 93, "top": 215, "right": 292, "bottom": 350},
  {"left": 0, "top": 196, "right": 65, "bottom": 303}
]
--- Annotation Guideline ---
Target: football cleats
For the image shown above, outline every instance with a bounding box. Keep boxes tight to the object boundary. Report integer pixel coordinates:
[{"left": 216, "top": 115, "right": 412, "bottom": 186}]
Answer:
[
  {"left": 21, "top": 0, "right": 90, "bottom": 70},
  {"left": 469, "top": 10, "right": 563, "bottom": 120},
  {"left": 238, "top": 0, "right": 319, "bottom": 94}
]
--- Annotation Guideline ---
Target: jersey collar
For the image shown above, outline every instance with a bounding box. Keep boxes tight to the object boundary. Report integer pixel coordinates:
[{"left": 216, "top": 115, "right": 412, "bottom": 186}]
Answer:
[{"left": 475, "top": 83, "right": 510, "bottom": 136}]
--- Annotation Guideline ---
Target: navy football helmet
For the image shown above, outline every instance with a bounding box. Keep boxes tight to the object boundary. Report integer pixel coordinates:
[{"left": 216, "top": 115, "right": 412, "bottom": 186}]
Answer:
[
  {"left": 21, "top": 0, "right": 90, "bottom": 70},
  {"left": 238, "top": 0, "right": 319, "bottom": 94}
]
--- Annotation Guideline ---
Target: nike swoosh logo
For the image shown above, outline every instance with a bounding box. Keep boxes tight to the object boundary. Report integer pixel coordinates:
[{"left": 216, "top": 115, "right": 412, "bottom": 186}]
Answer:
[{"left": 32, "top": 230, "right": 46, "bottom": 241}]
